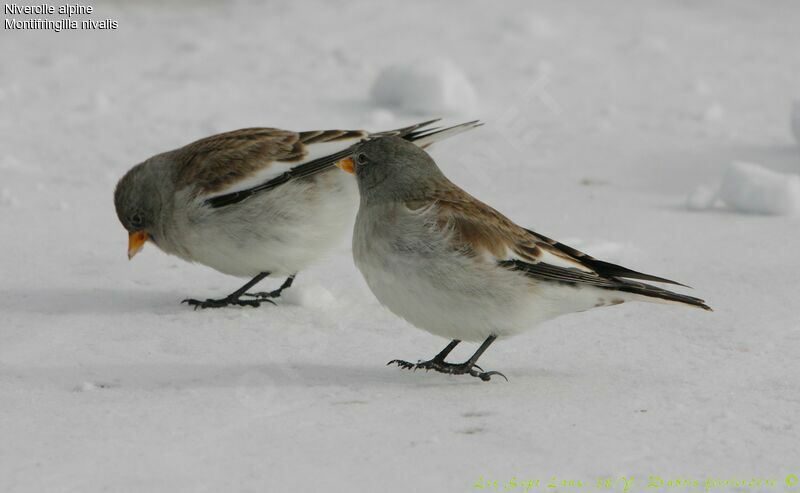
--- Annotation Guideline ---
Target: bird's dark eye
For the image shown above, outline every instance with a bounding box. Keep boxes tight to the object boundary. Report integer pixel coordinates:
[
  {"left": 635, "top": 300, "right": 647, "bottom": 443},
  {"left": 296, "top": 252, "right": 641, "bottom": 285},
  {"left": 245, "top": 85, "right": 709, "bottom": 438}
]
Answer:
[
  {"left": 130, "top": 214, "right": 143, "bottom": 227},
  {"left": 356, "top": 153, "right": 369, "bottom": 165}
]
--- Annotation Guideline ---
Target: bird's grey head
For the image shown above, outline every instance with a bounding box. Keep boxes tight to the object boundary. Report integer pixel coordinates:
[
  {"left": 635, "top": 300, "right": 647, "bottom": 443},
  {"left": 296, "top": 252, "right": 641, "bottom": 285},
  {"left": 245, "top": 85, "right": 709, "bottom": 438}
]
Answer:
[
  {"left": 113, "top": 156, "right": 170, "bottom": 259},
  {"left": 345, "top": 135, "right": 445, "bottom": 203}
]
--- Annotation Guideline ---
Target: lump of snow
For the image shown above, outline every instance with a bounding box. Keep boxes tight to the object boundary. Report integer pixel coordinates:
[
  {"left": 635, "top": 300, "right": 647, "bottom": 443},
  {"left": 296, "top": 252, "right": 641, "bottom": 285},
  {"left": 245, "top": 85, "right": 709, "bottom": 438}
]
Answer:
[
  {"left": 702, "top": 103, "right": 725, "bottom": 122},
  {"left": 719, "top": 162, "right": 800, "bottom": 215},
  {"left": 0, "top": 154, "right": 21, "bottom": 170},
  {"left": 281, "top": 284, "right": 335, "bottom": 308},
  {"left": 367, "top": 108, "right": 396, "bottom": 127},
  {"left": 791, "top": 100, "right": 800, "bottom": 145},
  {"left": 691, "top": 79, "right": 710, "bottom": 95},
  {"left": 625, "top": 36, "right": 670, "bottom": 56},
  {"left": 502, "top": 13, "right": 559, "bottom": 39},
  {"left": 370, "top": 59, "right": 479, "bottom": 116},
  {"left": 73, "top": 382, "right": 111, "bottom": 392},
  {"left": 686, "top": 185, "right": 719, "bottom": 211},
  {"left": 0, "top": 188, "right": 18, "bottom": 207}
]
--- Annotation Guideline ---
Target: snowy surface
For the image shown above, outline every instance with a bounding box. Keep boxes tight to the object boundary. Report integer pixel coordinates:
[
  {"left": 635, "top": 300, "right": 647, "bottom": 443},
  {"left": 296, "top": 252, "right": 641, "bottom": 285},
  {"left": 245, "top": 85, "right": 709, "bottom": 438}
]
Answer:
[{"left": 2, "top": 1, "right": 800, "bottom": 492}]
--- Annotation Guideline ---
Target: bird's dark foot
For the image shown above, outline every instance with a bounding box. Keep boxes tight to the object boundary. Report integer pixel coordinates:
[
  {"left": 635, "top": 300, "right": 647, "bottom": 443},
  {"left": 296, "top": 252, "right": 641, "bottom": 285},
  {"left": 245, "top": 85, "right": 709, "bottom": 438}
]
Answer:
[
  {"left": 181, "top": 296, "right": 275, "bottom": 310},
  {"left": 242, "top": 275, "right": 295, "bottom": 300},
  {"left": 242, "top": 289, "right": 285, "bottom": 300},
  {"left": 388, "top": 359, "right": 506, "bottom": 382}
]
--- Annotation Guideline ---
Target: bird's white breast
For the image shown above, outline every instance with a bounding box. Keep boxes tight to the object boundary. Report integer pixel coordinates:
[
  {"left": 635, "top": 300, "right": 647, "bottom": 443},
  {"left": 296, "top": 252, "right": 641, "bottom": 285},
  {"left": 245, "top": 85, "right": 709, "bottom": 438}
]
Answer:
[{"left": 164, "top": 168, "right": 358, "bottom": 278}]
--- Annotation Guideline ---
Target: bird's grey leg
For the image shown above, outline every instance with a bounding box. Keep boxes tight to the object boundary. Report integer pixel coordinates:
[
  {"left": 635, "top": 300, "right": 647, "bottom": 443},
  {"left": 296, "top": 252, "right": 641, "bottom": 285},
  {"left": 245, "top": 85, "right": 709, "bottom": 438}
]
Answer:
[
  {"left": 182, "top": 272, "right": 274, "bottom": 309},
  {"left": 389, "top": 336, "right": 507, "bottom": 382},
  {"left": 243, "top": 274, "right": 296, "bottom": 300},
  {"left": 433, "top": 339, "right": 461, "bottom": 361}
]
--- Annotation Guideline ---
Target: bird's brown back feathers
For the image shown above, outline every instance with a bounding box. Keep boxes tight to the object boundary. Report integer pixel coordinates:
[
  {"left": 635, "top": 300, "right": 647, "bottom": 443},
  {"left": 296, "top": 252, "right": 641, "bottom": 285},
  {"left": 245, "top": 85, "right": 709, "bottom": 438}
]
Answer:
[{"left": 172, "top": 128, "right": 370, "bottom": 195}]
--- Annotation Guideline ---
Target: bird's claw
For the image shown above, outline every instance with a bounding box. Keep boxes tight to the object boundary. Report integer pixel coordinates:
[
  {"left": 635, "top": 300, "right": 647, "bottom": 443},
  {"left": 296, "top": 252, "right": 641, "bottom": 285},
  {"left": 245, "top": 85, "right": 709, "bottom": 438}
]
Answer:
[
  {"left": 387, "top": 358, "right": 505, "bottom": 382},
  {"left": 181, "top": 297, "right": 274, "bottom": 309},
  {"left": 469, "top": 369, "right": 508, "bottom": 382},
  {"left": 387, "top": 359, "right": 417, "bottom": 370}
]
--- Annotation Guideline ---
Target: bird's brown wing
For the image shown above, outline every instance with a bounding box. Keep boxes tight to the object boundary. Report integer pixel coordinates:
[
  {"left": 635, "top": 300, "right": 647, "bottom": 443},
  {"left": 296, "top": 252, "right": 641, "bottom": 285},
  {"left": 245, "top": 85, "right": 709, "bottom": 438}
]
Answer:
[
  {"left": 422, "top": 183, "right": 687, "bottom": 285},
  {"left": 417, "top": 183, "right": 710, "bottom": 310},
  {"left": 172, "top": 127, "right": 369, "bottom": 197},
  {"left": 172, "top": 120, "right": 450, "bottom": 207},
  {"left": 417, "top": 183, "right": 590, "bottom": 270}
]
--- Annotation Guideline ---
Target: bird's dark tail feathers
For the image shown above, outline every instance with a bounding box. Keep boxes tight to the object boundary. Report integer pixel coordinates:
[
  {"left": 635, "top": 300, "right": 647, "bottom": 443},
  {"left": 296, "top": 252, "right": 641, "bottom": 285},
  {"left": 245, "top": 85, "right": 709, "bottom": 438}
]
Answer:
[
  {"left": 616, "top": 279, "right": 712, "bottom": 311},
  {"left": 403, "top": 120, "right": 483, "bottom": 148}
]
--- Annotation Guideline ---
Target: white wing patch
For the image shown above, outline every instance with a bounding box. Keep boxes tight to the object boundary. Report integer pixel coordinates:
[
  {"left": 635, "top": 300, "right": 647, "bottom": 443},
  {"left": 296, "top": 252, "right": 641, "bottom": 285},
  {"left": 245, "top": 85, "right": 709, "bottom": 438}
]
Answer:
[
  {"left": 498, "top": 246, "right": 596, "bottom": 273},
  {"left": 535, "top": 247, "right": 595, "bottom": 272}
]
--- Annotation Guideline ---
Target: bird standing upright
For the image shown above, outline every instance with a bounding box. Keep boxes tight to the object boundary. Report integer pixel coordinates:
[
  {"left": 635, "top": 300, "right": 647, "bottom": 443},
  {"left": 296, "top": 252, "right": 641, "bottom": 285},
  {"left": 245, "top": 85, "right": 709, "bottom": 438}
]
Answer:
[
  {"left": 338, "top": 136, "right": 711, "bottom": 381},
  {"left": 114, "top": 120, "right": 480, "bottom": 308}
]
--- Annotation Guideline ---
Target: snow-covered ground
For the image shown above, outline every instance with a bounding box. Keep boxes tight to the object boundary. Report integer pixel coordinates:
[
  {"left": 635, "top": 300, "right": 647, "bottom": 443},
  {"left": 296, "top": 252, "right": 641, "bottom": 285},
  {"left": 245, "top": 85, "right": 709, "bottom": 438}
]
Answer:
[{"left": 2, "top": 1, "right": 800, "bottom": 491}]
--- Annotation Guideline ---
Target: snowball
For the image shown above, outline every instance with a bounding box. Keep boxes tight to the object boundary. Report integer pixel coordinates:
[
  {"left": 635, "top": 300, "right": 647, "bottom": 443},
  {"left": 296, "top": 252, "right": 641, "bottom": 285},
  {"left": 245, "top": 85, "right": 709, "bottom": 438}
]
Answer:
[
  {"left": 686, "top": 185, "right": 719, "bottom": 211},
  {"left": 691, "top": 79, "right": 710, "bottom": 95},
  {"left": 367, "top": 108, "right": 396, "bottom": 127},
  {"left": 370, "top": 59, "right": 479, "bottom": 116},
  {"left": 0, "top": 154, "right": 21, "bottom": 170},
  {"left": 791, "top": 100, "right": 800, "bottom": 145},
  {"left": 719, "top": 162, "right": 800, "bottom": 215},
  {"left": 281, "top": 284, "right": 335, "bottom": 308},
  {"left": 502, "top": 13, "right": 559, "bottom": 39},
  {"left": 702, "top": 103, "right": 725, "bottom": 122},
  {"left": 94, "top": 92, "right": 112, "bottom": 113},
  {"left": 0, "top": 188, "right": 18, "bottom": 207},
  {"left": 73, "top": 382, "right": 110, "bottom": 392},
  {"left": 625, "top": 36, "right": 669, "bottom": 56}
]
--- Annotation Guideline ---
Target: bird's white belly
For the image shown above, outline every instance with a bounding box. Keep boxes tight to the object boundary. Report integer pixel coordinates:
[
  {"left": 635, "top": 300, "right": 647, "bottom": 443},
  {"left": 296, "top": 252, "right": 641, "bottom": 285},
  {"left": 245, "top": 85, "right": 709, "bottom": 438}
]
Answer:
[
  {"left": 170, "top": 170, "right": 358, "bottom": 278},
  {"left": 354, "top": 206, "right": 619, "bottom": 342},
  {"left": 358, "top": 251, "right": 622, "bottom": 341}
]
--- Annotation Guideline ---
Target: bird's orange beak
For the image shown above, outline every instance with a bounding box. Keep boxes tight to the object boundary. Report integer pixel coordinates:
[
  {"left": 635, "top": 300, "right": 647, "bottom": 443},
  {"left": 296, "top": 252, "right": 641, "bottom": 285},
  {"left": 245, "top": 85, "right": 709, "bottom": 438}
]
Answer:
[
  {"left": 335, "top": 157, "right": 355, "bottom": 174},
  {"left": 128, "top": 231, "right": 148, "bottom": 260}
]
